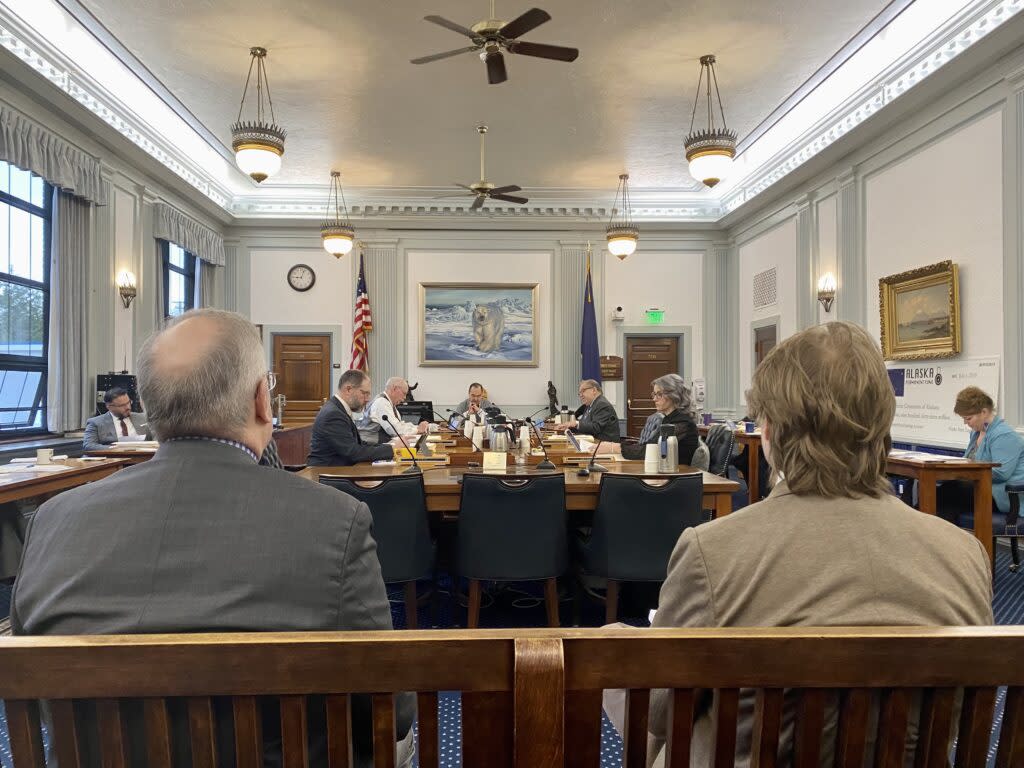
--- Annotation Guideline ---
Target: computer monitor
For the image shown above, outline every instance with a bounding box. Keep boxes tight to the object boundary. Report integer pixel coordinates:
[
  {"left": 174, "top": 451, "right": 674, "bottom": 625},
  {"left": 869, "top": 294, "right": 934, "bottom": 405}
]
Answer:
[
  {"left": 397, "top": 400, "right": 433, "bottom": 424},
  {"left": 566, "top": 430, "right": 582, "bottom": 451}
]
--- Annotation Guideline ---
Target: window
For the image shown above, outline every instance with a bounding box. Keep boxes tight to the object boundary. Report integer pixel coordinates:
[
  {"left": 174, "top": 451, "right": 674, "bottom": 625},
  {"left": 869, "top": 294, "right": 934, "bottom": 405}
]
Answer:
[
  {"left": 162, "top": 241, "right": 196, "bottom": 318},
  {"left": 0, "top": 161, "right": 51, "bottom": 435}
]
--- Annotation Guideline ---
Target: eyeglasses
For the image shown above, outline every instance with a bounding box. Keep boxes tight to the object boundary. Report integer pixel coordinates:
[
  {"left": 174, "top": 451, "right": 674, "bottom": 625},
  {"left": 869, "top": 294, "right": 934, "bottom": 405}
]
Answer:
[
  {"left": 266, "top": 371, "right": 277, "bottom": 392},
  {"left": 652, "top": 390, "right": 667, "bottom": 399},
  {"left": 578, "top": 386, "right": 594, "bottom": 396}
]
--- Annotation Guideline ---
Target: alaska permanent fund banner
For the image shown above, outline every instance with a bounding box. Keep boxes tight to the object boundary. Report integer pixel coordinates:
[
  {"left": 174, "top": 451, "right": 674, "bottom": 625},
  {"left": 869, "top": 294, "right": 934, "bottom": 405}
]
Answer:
[{"left": 886, "top": 357, "right": 1000, "bottom": 449}]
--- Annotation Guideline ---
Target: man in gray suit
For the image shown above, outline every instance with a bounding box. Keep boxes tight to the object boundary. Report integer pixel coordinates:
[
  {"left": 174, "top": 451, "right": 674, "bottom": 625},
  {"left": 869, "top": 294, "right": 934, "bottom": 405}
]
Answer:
[
  {"left": 12, "top": 308, "right": 413, "bottom": 767},
  {"left": 82, "top": 386, "right": 150, "bottom": 450}
]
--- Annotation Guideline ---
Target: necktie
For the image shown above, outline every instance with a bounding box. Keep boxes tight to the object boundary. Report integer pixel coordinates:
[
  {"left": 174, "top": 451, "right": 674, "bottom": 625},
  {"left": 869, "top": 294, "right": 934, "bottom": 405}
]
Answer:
[{"left": 119, "top": 417, "right": 128, "bottom": 437}]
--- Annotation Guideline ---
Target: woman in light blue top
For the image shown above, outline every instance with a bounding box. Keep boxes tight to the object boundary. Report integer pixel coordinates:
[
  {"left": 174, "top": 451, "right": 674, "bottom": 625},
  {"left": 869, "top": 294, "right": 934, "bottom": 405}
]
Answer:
[{"left": 954, "top": 386, "right": 1024, "bottom": 514}]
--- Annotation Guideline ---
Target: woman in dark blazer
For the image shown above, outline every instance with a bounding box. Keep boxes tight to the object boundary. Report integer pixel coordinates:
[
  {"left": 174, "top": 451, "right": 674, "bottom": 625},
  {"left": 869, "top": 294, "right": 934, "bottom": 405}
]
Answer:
[{"left": 618, "top": 373, "right": 699, "bottom": 462}]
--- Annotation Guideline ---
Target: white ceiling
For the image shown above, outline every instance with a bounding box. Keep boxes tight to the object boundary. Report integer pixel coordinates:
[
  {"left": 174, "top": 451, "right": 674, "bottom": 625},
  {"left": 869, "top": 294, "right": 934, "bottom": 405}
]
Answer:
[{"left": 74, "top": 0, "right": 890, "bottom": 193}]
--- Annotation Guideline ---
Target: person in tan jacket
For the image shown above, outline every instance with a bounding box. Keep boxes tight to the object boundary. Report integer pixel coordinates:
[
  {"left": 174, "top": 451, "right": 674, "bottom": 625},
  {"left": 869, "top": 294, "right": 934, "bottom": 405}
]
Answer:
[{"left": 646, "top": 321, "right": 993, "bottom": 767}]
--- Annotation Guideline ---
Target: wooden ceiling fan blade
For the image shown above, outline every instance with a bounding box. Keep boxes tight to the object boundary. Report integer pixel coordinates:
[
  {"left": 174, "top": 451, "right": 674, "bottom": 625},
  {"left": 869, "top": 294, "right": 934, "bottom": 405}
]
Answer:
[
  {"left": 508, "top": 41, "right": 579, "bottom": 62},
  {"left": 471, "top": 195, "right": 486, "bottom": 210},
  {"left": 490, "top": 194, "right": 529, "bottom": 204},
  {"left": 499, "top": 8, "right": 551, "bottom": 40},
  {"left": 488, "top": 185, "right": 522, "bottom": 195},
  {"left": 410, "top": 46, "right": 480, "bottom": 65},
  {"left": 423, "top": 15, "right": 479, "bottom": 39},
  {"left": 486, "top": 52, "right": 507, "bottom": 84}
]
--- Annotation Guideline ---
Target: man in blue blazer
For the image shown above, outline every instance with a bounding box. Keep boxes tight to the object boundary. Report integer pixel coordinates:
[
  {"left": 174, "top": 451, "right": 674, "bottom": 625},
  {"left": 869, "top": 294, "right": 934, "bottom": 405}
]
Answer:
[{"left": 307, "top": 370, "right": 397, "bottom": 466}]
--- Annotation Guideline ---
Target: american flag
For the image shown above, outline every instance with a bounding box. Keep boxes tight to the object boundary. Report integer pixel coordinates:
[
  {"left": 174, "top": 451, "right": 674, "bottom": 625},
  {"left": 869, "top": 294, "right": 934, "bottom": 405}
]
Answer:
[{"left": 349, "top": 251, "right": 372, "bottom": 372}]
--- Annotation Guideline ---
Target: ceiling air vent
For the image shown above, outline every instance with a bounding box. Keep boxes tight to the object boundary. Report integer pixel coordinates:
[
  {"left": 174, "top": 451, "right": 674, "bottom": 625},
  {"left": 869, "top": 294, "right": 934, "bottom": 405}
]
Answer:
[{"left": 752, "top": 267, "right": 777, "bottom": 309}]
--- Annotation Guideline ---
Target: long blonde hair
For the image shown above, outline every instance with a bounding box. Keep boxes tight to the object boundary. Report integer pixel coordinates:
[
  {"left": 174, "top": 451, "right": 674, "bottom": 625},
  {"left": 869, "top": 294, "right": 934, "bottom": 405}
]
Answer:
[{"left": 746, "top": 321, "right": 894, "bottom": 498}]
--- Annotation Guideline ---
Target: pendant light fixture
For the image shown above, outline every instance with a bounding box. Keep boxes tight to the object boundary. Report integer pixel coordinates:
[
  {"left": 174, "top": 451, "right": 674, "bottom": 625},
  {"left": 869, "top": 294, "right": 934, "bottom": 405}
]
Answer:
[
  {"left": 231, "top": 47, "right": 286, "bottom": 183},
  {"left": 683, "top": 54, "right": 736, "bottom": 188},
  {"left": 606, "top": 173, "right": 638, "bottom": 259},
  {"left": 321, "top": 171, "right": 355, "bottom": 257}
]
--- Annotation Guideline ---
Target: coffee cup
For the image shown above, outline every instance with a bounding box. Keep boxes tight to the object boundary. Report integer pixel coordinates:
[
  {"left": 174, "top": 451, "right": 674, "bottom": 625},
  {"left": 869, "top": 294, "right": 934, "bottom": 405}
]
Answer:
[
  {"left": 702, "top": 412, "right": 712, "bottom": 426},
  {"left": 36, "top": 448, "right": 53, "bottom": 465},
  {"left": 745, "top": 421, "right": 756, "bottom": 434}
]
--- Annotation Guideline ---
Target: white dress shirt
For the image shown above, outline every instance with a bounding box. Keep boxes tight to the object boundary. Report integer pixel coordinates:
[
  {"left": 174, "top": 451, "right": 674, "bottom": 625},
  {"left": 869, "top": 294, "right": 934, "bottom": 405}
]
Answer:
[
  {"left": 369, "top": 393, "right": 419, "bottom": 438},
  {"left": 113, "top": 412, "right": 138, "bottom": 437}
]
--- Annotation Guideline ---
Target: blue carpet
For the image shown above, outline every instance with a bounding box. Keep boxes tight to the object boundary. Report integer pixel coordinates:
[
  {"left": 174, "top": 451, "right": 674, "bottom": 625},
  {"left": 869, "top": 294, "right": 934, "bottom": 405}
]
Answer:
[{"left": 2, "top": 549, "right": 1023, "bottom": 768}]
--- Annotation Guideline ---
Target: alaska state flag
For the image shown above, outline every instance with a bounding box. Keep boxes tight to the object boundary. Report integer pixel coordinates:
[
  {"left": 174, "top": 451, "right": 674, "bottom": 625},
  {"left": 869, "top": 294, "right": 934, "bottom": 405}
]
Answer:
[{"left": 581, "top": 253, "right": 602, "bottom": 383}]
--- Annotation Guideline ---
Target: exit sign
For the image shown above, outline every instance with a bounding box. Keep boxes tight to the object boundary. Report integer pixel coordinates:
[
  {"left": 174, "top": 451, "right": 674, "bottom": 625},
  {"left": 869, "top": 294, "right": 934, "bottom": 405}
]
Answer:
[{"left": 645, "top": 308, "right": 665, "bottom": 324}]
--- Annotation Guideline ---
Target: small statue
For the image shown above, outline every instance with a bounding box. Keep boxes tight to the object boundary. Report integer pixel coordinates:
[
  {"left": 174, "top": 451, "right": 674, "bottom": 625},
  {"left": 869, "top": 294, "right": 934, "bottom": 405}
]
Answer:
[
  {"left": 405, "top": 382, "right": 419, "bottom": 403},
  {"left": 547, "top": 380, "right": 559, "bottom": 416}
]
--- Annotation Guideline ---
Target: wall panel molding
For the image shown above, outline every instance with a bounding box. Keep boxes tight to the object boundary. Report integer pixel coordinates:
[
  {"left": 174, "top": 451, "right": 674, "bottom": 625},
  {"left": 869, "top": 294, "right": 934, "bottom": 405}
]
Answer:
[
  {"left": 704, "top": 241, "right": 740, "bottom": 415},
  {"left": 1004, "top": 81, "right": 1024, "bottom": 423},
  {"left": 795, "top": 195, "right": 817, "bottom": 330}
]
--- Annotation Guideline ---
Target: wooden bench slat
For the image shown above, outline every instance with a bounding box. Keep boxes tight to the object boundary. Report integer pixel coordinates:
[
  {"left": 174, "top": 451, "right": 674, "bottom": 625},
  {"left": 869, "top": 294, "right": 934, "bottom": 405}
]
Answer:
[
  {"left": 954, "top": 687, "right": 997, "bottom": 768},
  {"left": 793, "top": 688, "right": 826, "bottom": 768},
  {"left": 996, "top": 686, "right": 1024, "bottom": 768},
  {"left": 874, "top": 688, "right": 911, "bottom": 768},
  {"left": 750, "top": 688, "right": 783, "bottom": 768},
  {"left": 915, "top": 687, "right": 956, "bottom": 768},
  {"left": 49, "top": 699, "right": 82, "bottom": 768},
  {"left": 514, "top": 638, "right": 564, "bottom": 768},
  {"left": 233, "top": 696, "right": 262, "bottom": 767},
  {"left": 712, "top": 688, "right": 739, "bottom": 768},
  {"left": 281, "top": 695, "right": 309, "bottom": 768},
  {"left": 416, "top": 691, "right": 439, "bottom": 768},
  {"left": 462, "top": 691, "right": 513, "bottom": 768},
  {"left": 624, "top": 688, "right": 650, "bottom": 768},
  {"left": 187, "top": 696, "right": 219, "bottom": 768},
  {"left": 144, "top": 698, "right": 173, "bottom": 768},
  {"left": 665, "top": 688, "right": 696, "bottom": 768},
  {"left": 326, "top": 694, "right": 353, "bottom": 768},
  {"left": 564, "top": 689, "right": 602, "bottom": 768},
  {"left": 5, "top": 699, "right": 45, "bottom": 768},
  {"left": 835, "top": 688, "right": 872, "bottom": 768},
  {"left": 96, "top": 698, "right": 128, "bottom": 768},
  {"left": 372, "top": 692, "right": 396, "bottom": 768}
]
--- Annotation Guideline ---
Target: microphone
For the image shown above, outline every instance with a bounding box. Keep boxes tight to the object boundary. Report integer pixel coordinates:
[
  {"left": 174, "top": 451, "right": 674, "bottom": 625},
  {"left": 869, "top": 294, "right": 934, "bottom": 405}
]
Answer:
[
  {"left": 380, "top": 414, "right": 422, "bottom": 475},
  {"left": 576, "top": 438, "right": 608, "bottom": 476},
  {"left": 430, "top": 409, "right": 461, "bottom": 433},
  {"left": 528, "top": 415, "right": 557, "bottom": 471}
]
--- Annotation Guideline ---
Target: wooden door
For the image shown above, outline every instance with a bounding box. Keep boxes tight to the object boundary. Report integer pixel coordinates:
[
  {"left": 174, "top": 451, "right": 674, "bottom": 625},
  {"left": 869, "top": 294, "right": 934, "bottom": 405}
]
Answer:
[
  {"left": 272, "top": 334, "right": 332, "bottom": 425},
  {"left": 625, "top": 337, "right": 679, "bottom": 437},
  {"left": 754, "top": 324, "right": 778, "bottom": 368}
]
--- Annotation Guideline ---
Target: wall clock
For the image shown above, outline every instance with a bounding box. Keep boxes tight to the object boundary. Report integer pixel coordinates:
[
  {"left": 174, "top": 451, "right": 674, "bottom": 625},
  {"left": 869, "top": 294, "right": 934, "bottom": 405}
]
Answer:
[{"left": 287, "top": 264, "right": 316, "bottom": 292}]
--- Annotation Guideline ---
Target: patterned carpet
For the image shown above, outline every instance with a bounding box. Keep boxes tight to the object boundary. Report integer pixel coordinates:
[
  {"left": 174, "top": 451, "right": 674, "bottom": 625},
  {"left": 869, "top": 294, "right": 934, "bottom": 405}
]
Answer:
[{"left": 1, "top": 549, "right": 1022, "bottom": 768}]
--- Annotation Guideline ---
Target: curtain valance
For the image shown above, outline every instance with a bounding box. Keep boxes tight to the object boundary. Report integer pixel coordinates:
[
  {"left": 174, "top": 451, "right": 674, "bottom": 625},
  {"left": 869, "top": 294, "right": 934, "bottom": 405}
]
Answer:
[
  {"left": 153, "top": 202, "right": 225, "bottom": 266},
  {"left": 0, "top": 104, "right": 107, "bottom": 205}
]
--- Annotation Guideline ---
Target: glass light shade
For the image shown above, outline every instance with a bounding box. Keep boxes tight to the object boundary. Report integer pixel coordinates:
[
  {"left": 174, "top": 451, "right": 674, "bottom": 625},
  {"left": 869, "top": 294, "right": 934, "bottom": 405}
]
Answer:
[
  {"left": 687, "top": 151, "right": 734, "bottom": 188},
  {"left": 116, "top": 270, "right": 136, "bottom": 290},
  {"left": 817, "top": 272, "right": 837, "bottom": 293},
  {"left": 607, "top": 232, "right": 638, "bottom": 258},
  {"left": 234, "top": 145, "right": 283, "bottom": 183},
  {"left": 321, "top": 223, "right": 355, "bottom": 257},
  {"left": 323, "top": 234, "right": 354, "bottom": 256}
]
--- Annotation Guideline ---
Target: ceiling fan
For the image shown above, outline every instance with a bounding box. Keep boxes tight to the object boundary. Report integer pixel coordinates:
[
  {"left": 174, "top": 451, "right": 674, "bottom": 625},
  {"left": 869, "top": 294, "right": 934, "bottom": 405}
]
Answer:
[
  {"left": 410, "top": 1, "right": 579, "bottom": 85},
  {"left": 436, "top": 125, "right": 528, "bottom": 210}
]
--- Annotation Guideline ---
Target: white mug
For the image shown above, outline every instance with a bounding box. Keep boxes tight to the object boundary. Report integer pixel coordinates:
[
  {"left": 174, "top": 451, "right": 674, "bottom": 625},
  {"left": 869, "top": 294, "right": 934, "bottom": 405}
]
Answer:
[{"left": 36, "top": 448, "right": 54, "bottom": 465}]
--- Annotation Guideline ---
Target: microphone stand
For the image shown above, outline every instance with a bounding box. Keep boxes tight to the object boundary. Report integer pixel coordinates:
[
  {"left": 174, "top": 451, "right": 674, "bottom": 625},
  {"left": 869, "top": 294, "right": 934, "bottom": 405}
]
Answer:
[
  {"left": 529, "top": 417, "right": 557, "bottom": 471},
  {"left": 575, "top": 438, "right": 609, "bottom": 476},
  {"left": 380, "top": 414, "right": 423, "bottom": 475}
]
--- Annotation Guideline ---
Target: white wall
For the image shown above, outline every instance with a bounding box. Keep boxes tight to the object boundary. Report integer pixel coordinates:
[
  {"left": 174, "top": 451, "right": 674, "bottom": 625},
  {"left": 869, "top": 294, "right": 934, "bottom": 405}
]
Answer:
[
  {"left": 601, "top": 249, "right": 704, "bottom": 408},
  {"left": 249, "top": 248, "right": 353, "bottom": 327},
  {"left": 405, "top": 249, "right": 552, "bottom": 408},
  {"left": 865, "top": 110, "right": 1004, "bottom": 402},
  {"left": 738, "top": 219, "right": 797, "bottom": 404}
]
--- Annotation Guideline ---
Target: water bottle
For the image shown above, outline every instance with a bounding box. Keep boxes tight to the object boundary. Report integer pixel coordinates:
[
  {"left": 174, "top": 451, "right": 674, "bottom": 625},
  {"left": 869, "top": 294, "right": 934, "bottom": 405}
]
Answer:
[{"left": 658, "top": 424, "right": 679, "bottom": 473}]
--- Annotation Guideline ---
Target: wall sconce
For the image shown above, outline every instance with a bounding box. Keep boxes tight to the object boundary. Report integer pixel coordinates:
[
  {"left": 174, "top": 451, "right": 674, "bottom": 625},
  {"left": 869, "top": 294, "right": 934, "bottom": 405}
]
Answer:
[
  {"left": 817, "top": 272, "right": 837, "bottom": 313},
  {"left": 116, "top": 270, "right": 137, "bottom": 309}
]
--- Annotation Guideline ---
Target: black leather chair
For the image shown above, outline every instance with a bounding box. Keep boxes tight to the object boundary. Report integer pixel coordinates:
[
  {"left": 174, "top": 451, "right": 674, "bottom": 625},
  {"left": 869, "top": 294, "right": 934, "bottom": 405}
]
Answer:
[
  {"left": 319, "top": 474, "right": 435, "bottom": 628},
  {"left": 960, "top": 483, "right": 1024, "bottom": 573},
  {"left": 457, "top": 473, "right": 567, "bottom": 628},
  {"left": 576, "top": 472, "right": 704, "bottom": 622},
  {"left": 704, "top": 424, "right": 735, "bottom": 477}
]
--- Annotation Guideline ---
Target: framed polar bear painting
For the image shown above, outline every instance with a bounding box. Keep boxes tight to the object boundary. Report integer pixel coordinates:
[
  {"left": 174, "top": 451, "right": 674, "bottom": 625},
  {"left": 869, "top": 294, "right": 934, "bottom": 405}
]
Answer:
[{"left": 419, "top": 283, "right": 539, "bottom": 367}]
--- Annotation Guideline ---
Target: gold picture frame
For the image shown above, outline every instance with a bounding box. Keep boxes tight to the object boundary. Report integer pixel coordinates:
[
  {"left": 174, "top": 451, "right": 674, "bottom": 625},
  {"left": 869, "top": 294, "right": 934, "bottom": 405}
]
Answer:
[
  {"left": 419, "top": 282, "right": 539, "bottom": 367},
  {"left": 879, "top": 260, "right": 961, "bottom": 361}
]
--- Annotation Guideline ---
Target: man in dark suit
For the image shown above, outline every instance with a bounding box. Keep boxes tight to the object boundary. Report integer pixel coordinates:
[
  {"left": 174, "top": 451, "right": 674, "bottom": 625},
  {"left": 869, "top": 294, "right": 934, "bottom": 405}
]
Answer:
[
  {"left": 554, "top": 378, "right": 621, "bottom": 443},
  {"left": 307, "top": 370, "right": 397, "bottom": 466},
  {"left": 11, "top": 309, "right": 413, "bottom": 767}
]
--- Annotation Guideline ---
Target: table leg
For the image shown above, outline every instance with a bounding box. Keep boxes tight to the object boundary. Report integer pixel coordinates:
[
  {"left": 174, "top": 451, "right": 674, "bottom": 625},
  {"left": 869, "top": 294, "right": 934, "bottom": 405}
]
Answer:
[
  {"left": 917, "top": 470, "right": 937, "bottom": 515},
  {"left": 713, "top": 493, "right": 732, "bottom": 518},
  {"left": 971, "top": 473, "right": 995, "bottom": 572},
  {"left": 748, "top": 444, "right": 760, "bottom": 505}
]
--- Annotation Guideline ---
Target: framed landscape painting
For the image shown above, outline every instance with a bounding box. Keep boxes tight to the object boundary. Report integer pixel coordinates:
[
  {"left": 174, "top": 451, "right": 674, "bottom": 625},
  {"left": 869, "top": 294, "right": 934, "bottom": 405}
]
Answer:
[
  {"left": 419, "top": 283, "right": 539, "bottom": 367},
  {"left": 879, "top": 260, "right": 961, "bottom": 361}
]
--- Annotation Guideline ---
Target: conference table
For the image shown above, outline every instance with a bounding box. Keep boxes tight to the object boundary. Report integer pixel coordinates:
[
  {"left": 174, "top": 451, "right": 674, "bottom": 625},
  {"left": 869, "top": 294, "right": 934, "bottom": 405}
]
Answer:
[
  {"left": 0, "top": 458, "right": 128, "bottom": 505},
  {"left": 299, "top": 461, "right": 741, "bottom": 518},
  {"left": 698, "top": 425, "right": 998, "bottom": 564}
]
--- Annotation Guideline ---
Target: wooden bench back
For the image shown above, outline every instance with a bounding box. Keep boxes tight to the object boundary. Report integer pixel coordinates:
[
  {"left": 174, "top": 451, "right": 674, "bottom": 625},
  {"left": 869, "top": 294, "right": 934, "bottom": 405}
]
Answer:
[{"left": 1, "top": 627, "right": 1023, "bottom": 768}]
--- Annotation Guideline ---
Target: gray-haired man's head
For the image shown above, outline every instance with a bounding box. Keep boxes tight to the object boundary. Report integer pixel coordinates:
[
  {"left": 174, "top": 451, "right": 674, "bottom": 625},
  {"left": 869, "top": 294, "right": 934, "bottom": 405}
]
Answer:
[{"left": 137, "top": 309, "right": 272, "bottom": 453}]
